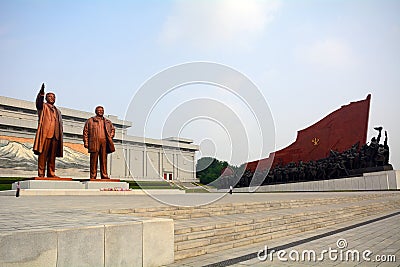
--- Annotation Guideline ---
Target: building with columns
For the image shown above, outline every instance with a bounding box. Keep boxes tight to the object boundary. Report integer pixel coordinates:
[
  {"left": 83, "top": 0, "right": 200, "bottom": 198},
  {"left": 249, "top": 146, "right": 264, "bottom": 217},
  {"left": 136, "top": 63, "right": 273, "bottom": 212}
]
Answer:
[{"left": 0, "top": 95, "right": 198, "bottom": 181}]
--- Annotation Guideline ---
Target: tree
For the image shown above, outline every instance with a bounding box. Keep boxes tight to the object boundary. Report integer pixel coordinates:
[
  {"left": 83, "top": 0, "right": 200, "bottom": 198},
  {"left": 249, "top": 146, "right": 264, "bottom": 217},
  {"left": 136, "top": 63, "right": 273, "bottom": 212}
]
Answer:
[{"left": 196, "top": 157, "right": 229, "bottom": 184}]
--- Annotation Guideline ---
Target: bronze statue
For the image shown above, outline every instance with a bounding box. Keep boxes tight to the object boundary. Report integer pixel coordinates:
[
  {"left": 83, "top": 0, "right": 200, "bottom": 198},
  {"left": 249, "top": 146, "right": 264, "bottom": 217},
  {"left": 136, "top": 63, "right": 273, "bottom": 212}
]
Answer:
[
  {"left": 33, "top": 83, "right": 63, "bottom": 177},
  {"left": 83, "top": 106, "right": 115, "bottom": 179}
]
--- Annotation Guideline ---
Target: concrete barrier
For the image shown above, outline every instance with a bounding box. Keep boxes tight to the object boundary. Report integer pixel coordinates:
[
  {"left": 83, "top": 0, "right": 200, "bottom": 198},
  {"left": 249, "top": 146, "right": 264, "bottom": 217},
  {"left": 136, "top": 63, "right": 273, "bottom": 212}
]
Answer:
[
  {"left": 105, "top": 222, "right": 143, "bottom": 267},
  {"left": 143, "top": 218, "right": 174, "bottom": 267},
  {"left": 57, "top": 226, "right": 104, "bottom": 267},
  {"left": 0, "top": 230, "right": 57, "bottom": 267},
  {"left": 0, "top": 219, "right": 174, "bottom": 267}
]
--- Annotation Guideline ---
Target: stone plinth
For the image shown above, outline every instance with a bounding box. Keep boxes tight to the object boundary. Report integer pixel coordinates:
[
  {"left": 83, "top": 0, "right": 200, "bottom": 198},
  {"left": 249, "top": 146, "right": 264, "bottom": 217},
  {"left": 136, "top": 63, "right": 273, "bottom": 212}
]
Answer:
[
  {"left": 0, "top": 189, "right": 185, "bottom": 196},
  {"left": 11, "top": 179, "right": 129, "bottom": 190},
  {"left": 12, "top": 180, "right": 85, "bottom": 190},
  {"left": 34, "top": 177, "right": 73, "bottom": 181},
  {"left": 83, "top": 181, "right": 129, "bottom": 190},
  {"left": 89, "top": 178, "right": 121, "bottom": 182}
]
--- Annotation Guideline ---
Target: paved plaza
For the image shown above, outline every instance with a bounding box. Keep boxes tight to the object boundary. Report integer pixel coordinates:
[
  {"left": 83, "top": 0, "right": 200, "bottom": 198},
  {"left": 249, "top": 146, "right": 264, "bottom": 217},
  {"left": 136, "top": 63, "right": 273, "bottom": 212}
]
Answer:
[
  {"left": 169, "top": 208, "right": 400, "bottom": 267},
  {"left": 0, "top": 191, "right": 399, "bottom": 266},
  {"left": 0, "top": 192, "right": 384, "bottom": 231},
  {"left": 235, "top": 213, "right": 400, "bottom": 267}
]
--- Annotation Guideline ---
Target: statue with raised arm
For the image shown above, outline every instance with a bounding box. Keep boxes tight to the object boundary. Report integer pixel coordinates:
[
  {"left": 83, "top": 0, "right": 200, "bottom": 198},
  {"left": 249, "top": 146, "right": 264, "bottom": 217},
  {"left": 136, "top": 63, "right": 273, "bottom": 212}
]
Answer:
[
  {"left": 374, "top": 126, "right": 383, "bottom": 143},
  {"left": 384, "top": 130, "right": 389, "bottom": 165},
  {"left": 83, "top": 106, "right": 115, "bottom": 179},
  {"left": 33, "top": 83, "right": 64, "bottom": 177}
]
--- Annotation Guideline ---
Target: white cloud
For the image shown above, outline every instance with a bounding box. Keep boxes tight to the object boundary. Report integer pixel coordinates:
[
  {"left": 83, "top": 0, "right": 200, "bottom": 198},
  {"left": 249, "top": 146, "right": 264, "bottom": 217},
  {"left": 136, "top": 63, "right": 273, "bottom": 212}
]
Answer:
[
  {"left": 160, "top": 0, "right": 281, "bottom": 50},
  {"left": 303, "top": 38, "right": 356, "bottom": 68}
]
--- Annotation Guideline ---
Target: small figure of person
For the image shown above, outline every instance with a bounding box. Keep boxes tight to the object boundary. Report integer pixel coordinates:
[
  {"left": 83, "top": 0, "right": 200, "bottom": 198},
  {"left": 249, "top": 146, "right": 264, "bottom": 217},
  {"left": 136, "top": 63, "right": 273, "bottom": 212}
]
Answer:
[
  {"left": 16, "top": 181, "right": 20, "bottom": 197},
  {"left": 33, "top": 83, "right": 63, "bottom": 177},
  {"left": 83, "top": 106, "right": 115, "bottom": 179},
  {"left": 229, "top": 185, "right": 233, "bottom": 195}
]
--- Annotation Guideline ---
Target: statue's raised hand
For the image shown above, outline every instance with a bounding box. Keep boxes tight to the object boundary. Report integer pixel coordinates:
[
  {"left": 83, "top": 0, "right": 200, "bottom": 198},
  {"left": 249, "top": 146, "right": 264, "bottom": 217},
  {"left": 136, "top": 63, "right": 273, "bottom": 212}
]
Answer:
[{"left": 40, "top": 83, "right": 45, "bottom": 95}]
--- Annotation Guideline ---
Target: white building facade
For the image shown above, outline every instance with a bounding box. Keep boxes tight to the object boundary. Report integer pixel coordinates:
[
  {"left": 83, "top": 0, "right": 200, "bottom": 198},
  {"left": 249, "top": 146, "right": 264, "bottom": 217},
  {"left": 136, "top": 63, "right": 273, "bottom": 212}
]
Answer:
[{"left": 0, "top": 96, "right": 198, "bottom": 181}]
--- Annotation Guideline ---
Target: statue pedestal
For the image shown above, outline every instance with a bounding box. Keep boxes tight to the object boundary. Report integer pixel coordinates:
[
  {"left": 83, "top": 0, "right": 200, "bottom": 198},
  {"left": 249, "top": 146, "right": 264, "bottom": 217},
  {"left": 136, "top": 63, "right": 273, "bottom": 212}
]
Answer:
[
  {"left": 13, "top": 179, "right": 84, "bottom": 190},
  {"left": 89, "top": 179, "right": 121, "bottom": 182},
  {"left": 12, "top": 178, "right": 129, "bottom": 190},
  {"left": 33, "top": 177, "right": 73, "bottom": 181},
  {"left": 83, "top": 180, "right": 129, "bottom": 190}
]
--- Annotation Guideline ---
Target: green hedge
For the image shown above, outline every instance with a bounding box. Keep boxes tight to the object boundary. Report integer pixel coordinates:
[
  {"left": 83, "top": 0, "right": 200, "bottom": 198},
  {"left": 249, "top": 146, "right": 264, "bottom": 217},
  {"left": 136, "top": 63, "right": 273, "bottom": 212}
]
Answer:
[
  {"left": 0, "top": 178, "right": 27, "bottom": 191},
  {"left": 0, "top": 184, "right": 12, "bottom": 190},
  {"left": 0, "top": 177, "right": 27, "bottom": 183},
  {"left": 123, "top": 180, "right": 181, "bottom": 190}
]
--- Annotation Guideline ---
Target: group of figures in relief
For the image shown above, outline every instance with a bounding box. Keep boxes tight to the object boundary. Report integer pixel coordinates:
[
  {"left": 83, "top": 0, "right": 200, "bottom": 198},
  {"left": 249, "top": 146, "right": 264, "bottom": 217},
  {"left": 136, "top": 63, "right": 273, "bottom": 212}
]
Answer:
[
  {"left": 33, "top": 83, "right": 115, "bottom": 179},
  {"left": 216, "top": 127, "right": 391, "bottom": 189}
]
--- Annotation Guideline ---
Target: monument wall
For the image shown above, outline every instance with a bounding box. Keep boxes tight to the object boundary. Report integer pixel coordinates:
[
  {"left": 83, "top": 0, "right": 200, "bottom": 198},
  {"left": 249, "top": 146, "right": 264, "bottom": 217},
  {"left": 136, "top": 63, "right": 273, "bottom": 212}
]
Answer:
[
  {"left": 247, "top": 95, "right": 371, "bottom": 172},
  {"left": 0, "top": 96, "right": 198, "bottom": 181}
]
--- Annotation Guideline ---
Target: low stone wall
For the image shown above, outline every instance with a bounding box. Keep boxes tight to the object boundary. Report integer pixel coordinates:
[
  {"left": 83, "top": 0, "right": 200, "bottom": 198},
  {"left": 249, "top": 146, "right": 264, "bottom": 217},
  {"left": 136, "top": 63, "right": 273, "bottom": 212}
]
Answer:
[
  {"left": 0, "top": 189, "right": 186, "bottom": 196},
  {"left": 11, "top": 180, "right": 130, "bottom": 190},
  {"left": 0, "top": 218, "right": 174, "bottom": 267},
  {"left": 233, "top": 170, "right": 400, "bottom": 193}
]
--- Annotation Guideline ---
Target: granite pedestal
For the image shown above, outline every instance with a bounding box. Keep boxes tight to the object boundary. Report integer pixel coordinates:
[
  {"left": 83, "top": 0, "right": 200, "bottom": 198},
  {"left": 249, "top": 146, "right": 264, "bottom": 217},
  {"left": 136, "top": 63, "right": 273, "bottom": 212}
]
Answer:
[
  {"left": 12, "top": 179, "right": 129, "bottom": 191},
  {"left": 12, "top": 180, "right": 85, "bottom": 190},
  {"left": 83, "top": 181, "right": 129, "bottom": 190}
]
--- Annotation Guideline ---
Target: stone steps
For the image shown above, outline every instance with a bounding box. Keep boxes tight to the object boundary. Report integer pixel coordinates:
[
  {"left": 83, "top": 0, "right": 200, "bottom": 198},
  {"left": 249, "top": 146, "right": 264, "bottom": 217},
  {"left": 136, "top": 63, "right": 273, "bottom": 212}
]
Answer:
[
  {"left": 106, "top": 193, "right": 400, "bottom": 262},
  {"left": 107, "top": 193, "right": 397, "bottom": 220},
  {"left": 173, "top": 199, "right": 400, "bottom": 261}
]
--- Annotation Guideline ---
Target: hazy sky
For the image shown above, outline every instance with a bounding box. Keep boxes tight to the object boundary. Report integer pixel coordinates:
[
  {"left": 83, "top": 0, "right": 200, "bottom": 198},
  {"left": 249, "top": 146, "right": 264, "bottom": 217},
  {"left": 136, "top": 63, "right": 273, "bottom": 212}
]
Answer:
[{"left": 0, "top": 0, "right": 399, "bottom": 168}]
